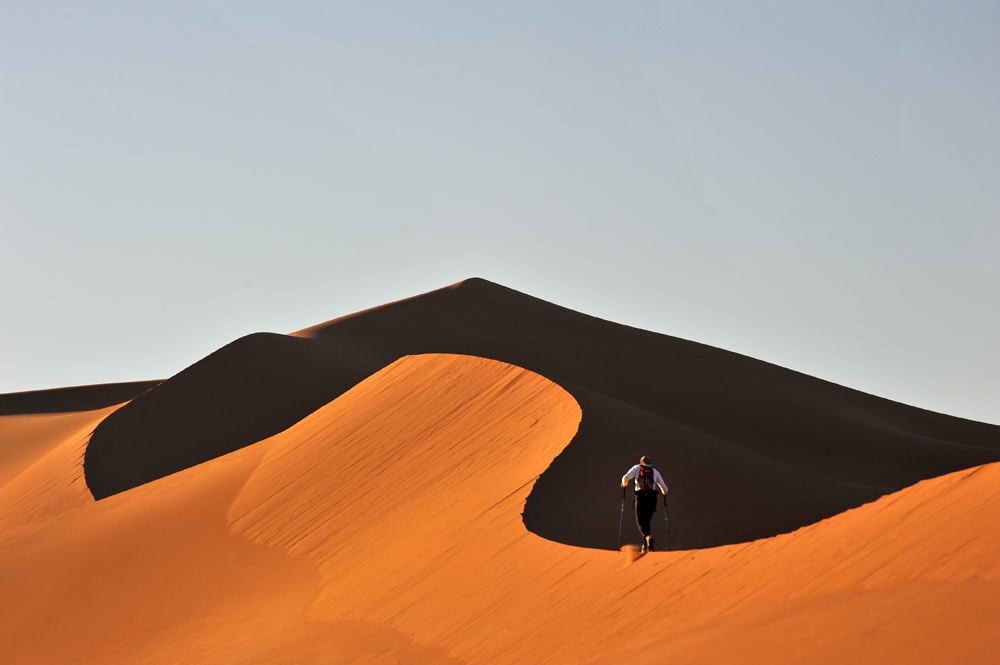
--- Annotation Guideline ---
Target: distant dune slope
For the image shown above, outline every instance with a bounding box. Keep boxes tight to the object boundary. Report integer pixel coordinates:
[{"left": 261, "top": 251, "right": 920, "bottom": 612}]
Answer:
[
  {"left": 82, "top": 334, "right": 375, "bottom": 501},
  {"left": 0, "top": 381, "right": 160, "bottom": 416},
  {"left": 84, "top": 278, "right": 1000, "bottom": 549}
]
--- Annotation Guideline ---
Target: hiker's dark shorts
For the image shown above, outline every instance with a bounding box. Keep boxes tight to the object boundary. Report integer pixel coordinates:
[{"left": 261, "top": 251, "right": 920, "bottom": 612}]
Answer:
[{"left": 634, "top": 490, "right": 658, "bottom": 537}]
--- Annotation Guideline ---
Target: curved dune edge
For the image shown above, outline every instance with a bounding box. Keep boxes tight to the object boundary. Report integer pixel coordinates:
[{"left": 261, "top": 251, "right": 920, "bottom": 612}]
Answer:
[
  {"left": 229, "top": 353, "right": 1000, "bottom": 664},
  {"left": 0, "top": 406, "right": 118, "bottom": 531},
  {"left": 228, "top": 354, "right": 584, "bottom": 625}
]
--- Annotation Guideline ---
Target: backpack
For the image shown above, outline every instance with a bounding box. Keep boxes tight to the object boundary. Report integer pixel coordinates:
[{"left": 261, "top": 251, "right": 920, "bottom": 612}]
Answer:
[{"left": 637, "top": 464, "right": 657, "bottom": 491}]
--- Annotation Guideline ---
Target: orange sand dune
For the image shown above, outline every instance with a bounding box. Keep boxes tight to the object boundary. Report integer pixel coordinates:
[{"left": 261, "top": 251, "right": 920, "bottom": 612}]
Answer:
[
  {"left": 2, "top": 353, "right": 999, "bottom": 663},
  {"left": 84, "top": 279, "right": 1000, "bottom": 551}
]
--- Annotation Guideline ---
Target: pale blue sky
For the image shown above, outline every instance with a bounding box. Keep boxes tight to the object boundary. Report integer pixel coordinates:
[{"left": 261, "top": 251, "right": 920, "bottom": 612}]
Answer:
[{"left": 2, "top": 2, "right": 999, "bottom": 424}]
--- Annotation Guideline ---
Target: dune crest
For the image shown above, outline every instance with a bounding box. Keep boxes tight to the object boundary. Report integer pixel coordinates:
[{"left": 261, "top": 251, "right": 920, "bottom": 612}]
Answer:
[
  {"left": 229, "top": 354, "right": 583, "bottom": 626},
  {"left": 0, "top": 406, "right": 116, "bottom": 532}
]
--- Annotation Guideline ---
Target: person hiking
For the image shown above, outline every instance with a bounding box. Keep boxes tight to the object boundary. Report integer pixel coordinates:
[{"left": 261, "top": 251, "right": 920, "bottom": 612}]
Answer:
[{"left": 621, "top": 456, "right": 668, "bottom": 553}]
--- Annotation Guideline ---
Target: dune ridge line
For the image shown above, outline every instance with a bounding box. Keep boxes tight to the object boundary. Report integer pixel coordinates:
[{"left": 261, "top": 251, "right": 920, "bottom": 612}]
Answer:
[{"left": 83, "top": 278, "right": 1000, "bottom": 551}]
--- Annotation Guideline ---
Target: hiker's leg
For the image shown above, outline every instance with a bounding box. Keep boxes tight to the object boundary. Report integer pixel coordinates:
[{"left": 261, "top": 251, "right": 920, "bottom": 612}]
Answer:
[{"left": 636, "top": 492, "right": 656, "bottom": 537}]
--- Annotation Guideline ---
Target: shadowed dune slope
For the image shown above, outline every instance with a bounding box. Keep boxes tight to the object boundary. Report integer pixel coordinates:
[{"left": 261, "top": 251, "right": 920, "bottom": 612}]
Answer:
[
  {"left": 83, "top": 334, "right": 377, "bottom": 501},
  {"left": 84, "top": 278, "right": 1000, "bottom": 549}
]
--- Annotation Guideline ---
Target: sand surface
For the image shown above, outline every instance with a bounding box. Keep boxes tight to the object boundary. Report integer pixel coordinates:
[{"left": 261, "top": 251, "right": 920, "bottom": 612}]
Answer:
[{"left": 2, "top": 280, "right": 1000, "bottom": 663}]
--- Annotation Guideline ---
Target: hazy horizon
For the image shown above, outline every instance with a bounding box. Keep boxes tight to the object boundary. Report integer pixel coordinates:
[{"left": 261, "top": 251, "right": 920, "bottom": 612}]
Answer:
[{"left": 3, "top": 2, "right": 998, "bottom": 424}]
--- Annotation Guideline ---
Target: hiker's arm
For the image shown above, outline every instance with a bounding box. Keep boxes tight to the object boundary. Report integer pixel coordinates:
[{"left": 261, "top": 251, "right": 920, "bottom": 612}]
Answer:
[
  {"left": 655, "top": 469, "right": 668, "bottom": 495},
  {"left": 621, "top": 465, "right": 638, "bottom": 488}
]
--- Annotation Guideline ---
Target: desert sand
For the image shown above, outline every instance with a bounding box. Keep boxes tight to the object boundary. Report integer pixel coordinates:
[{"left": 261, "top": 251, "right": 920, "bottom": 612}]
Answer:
[{"left": 2, "top": 279, "right": 999, "bottom": 664}]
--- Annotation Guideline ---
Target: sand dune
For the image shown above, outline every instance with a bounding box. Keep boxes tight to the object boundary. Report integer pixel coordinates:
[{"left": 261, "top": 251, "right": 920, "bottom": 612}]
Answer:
[
  {"left": 85, "top": 278, "right": 1000, "bottom": 548},
  {"left": 2, "top": 279, "right": 999, "bottom": 663}
]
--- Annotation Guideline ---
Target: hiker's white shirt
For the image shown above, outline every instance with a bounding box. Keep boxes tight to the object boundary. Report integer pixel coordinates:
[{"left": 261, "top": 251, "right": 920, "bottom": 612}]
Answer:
[{"left": 622, "top": 465, "right": 668, "bottom": 494}]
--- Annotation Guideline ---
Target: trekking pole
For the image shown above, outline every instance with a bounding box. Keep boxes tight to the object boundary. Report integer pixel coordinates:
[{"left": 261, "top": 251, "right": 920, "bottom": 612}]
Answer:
[
  {"left": 617, "top": 485, "right": 626, "bottom": 550},
  {"left": 663, "top": 493, "right": 671, "bottom": 552}
]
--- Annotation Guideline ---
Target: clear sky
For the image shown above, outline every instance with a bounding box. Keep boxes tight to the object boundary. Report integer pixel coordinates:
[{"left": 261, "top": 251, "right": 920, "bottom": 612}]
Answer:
[{"left": 2, "top": 2, "right": 999, "bottom": 424}]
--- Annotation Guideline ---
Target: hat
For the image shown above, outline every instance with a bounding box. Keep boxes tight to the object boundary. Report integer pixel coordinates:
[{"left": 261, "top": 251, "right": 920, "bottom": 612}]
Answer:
[{"left": 640, "top": 455, "right": 652, "bottom": 465}]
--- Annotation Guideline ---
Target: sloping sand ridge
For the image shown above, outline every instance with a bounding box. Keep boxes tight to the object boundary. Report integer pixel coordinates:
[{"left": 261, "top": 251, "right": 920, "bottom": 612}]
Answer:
[
  {"left": 2, "top": 279, "right": 999, "bottom": 663},
  {"left": 84, "top": 279, "right": 1000, "bottom": 550}
]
